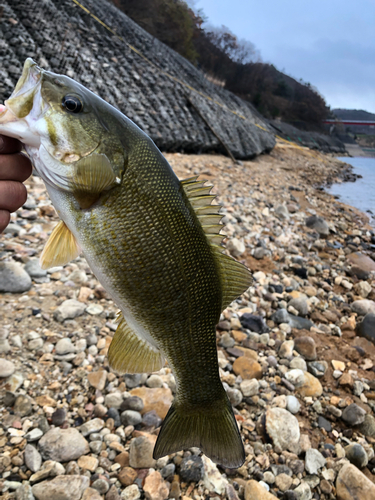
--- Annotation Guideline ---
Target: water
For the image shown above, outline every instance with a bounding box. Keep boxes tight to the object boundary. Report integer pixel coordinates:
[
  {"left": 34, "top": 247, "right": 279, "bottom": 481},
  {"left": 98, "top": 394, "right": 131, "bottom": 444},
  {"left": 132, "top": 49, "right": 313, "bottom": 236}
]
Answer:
[{"left": 329, "top": 157, "right": 375, "bottom": 225}]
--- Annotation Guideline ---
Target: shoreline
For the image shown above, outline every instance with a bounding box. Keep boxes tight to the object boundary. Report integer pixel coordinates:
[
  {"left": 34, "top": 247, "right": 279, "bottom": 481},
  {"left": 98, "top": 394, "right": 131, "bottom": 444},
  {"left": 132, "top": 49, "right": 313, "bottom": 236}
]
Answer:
[{"left": 1, "top": 145, "right": 375, "bottom": 499}]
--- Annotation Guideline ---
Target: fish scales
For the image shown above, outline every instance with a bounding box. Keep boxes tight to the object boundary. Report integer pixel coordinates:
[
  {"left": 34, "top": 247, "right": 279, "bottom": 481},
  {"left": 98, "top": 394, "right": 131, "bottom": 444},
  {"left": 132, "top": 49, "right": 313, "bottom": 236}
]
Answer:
[{"left": 0, "top": 58, "right": 252, "bottom": 467}]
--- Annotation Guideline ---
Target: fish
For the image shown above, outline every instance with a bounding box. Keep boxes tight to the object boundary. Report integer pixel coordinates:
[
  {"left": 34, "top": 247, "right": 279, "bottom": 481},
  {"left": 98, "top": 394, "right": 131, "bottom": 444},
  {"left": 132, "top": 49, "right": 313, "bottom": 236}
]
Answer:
[{"left": 0, "top": 58, "right": 252, "bottom": 468}]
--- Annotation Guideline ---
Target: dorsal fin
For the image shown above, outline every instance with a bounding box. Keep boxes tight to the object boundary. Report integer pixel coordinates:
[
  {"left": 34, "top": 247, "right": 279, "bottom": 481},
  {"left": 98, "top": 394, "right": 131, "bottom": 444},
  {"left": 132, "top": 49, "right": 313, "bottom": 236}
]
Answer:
[{"left": 181, "top": 176, "right": 252, "bottom": 309}]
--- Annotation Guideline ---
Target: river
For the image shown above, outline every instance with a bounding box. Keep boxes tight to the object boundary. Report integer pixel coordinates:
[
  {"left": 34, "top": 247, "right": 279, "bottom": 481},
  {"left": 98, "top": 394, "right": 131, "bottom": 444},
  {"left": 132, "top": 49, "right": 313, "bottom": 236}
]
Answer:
[{"left": 329, "top": 156, "right": 375, "bottom": 226}]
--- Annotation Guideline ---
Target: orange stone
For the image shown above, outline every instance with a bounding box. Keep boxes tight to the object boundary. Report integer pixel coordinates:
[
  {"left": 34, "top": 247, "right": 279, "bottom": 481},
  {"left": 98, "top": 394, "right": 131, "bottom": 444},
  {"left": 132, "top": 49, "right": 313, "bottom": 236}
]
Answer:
[
  {"left": 232, "top": 357, "right": 262, "bottom": 380},
  {"left": 297, "top": 372, "right": 322, "bottom": 398},
  {"left": 232, "top": 330, "right": 247, "bottom": 342},
  {"left": 115, "top": 451, "right": 129, "bottom": 468},
  {"left": 118, "top": 467, "right": 138, "bottom": 486},
  {"left": 130, "top": 387, "right": 173, "bottom": 419},
  {"left": 236, "top": 347, "right": 258, "bottom": 361},
  {"left": 35, "top": 395, "right": 56, "bottom": 407}
]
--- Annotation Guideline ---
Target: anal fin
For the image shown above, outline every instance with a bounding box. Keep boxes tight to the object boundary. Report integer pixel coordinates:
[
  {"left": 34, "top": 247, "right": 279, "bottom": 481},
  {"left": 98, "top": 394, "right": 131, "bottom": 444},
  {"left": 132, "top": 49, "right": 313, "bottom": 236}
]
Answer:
[
  {"left": 108, "top": 313, "right": 165, "bottom": 374},
  {"left": 40, "top": 220, "right": 81, "bottom": 270}
]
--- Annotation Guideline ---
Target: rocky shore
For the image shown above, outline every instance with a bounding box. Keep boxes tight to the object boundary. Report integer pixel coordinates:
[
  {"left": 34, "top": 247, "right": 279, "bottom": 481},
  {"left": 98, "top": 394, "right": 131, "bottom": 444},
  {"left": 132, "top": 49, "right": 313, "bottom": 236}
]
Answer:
[{"left": 1, "top": 144, "right": 375, "bottom": 500}]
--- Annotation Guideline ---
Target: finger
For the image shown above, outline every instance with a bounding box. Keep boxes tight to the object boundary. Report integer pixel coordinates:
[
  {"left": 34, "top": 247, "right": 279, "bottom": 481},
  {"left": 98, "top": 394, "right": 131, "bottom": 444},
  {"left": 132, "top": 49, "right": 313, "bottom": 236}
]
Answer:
[
  {"left": 0, "top": 135, "right": 23, "bottom": 154},
  {"left": 0, "top": 181, "right": 28, "bottom": 212},
  {"left": 0, "top": 152, "right": 32, "bottom": 181},
  {"left": 0, "top": 209, "right": 10, "bottom": 233}
]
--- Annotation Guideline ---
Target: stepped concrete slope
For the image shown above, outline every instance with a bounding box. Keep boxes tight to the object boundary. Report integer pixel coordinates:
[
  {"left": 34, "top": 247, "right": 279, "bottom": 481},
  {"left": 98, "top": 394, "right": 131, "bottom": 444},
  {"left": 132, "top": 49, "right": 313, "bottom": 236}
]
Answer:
[{"left": 0, "top": 0, "right": 276, "bottom": 159}]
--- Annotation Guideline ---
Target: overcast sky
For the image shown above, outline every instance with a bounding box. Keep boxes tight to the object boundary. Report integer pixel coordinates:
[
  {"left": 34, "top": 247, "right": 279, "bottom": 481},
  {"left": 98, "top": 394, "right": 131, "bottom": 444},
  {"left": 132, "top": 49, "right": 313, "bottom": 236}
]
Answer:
[{"left": 193, "top": 0, "right": 375, "bottom": 113}]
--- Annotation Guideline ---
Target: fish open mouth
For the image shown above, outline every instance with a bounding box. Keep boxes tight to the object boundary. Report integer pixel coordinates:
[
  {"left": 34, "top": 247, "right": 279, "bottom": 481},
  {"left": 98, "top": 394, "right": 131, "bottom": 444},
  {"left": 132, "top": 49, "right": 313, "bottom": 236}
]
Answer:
[{"left": 0, "top": 58, "right": 43, "bottom": 147}]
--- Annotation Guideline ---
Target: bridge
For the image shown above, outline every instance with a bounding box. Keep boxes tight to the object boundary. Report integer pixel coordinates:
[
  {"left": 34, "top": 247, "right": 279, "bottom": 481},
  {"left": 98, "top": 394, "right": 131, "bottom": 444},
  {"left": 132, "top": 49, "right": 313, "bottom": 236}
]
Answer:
[{"left": 324, "top": 119, "right": 375, "bottom": 126}]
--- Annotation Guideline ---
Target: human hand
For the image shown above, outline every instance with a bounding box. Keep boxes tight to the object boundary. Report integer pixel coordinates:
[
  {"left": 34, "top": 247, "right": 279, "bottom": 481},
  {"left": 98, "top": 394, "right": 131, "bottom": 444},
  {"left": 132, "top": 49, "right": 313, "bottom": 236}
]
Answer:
[{"left": 0, "top": 135, "right": 32, "bottom": 233}]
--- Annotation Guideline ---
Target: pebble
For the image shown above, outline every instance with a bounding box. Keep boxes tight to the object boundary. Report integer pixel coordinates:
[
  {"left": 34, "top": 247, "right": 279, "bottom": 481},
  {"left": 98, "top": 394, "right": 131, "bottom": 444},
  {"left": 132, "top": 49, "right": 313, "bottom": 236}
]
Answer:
[
  {"left": 304, "top": 448, "right": 326, "bottom": 474},
  {"left": 245, "top": 480, "right": 279, "bottom": 500},
  {"left": 293, "top": 336, "right": 316, "bottom": 360},
  {"left": 305, "top": 215, "right": 329, "bottom": 236},
  {"left": 232, "top": 357, "right": 262, "bottom": 380},
  {"left": 129, "top": 435, "right": 156, "bottom": 468},
  {"left": 0, "top": 261, "right": 32, "bottom": 292},
  {"left": 121, "top": 410, "right": 142, "bottom": 426},
  {"left": 296, "top": 372, "right": 323, "bottom": 397},
  {"left": 286, "top": 395, "right": 301, "bottom": 414},
  {"left": 130, "top": 387, "right": 173, "bottom": 418},
  {"left": 121, "top": 484, "right": 141, "bottom": 500},
  {"left": 87, "top": 369, "right": 107, "bottom": 390},
  {"left": 341, "top": 403, "right": 367, "bottom": 426},
  {"left": 143, "top": 470, "right": 169, "bottom": 500},
  {"left": 357, "top": 313, "right": 375, "bottom": 343},
  {"left": 0, "top": 358, "right": 15, "bottom": 377},
  {"left": 265, "top": 407, "right": 300, "bottom": 453},
  {"left": 24, "top": 258, "right": 47, "bottom": 278},
  {"left": 180, "top": 455, "right": 204, "bottom": 482},
  {"left": 240, "top": 378, "right": 259, "bottom": 397},
  {"left": 54, "top": 299, "right": 86, "bottom": 322},
  {"left": 24, "top": 444, "right": 42, "bottom": 473},
  {"left": 38, "top": 427, "right": 90, "bottom": 462},
  {"left": 336, "top": 463, "right": 375, "bottom": 499},
  {"left": 345, "top": 443, "right": 368, "bottom": 468},
  {"left": 32, "top": 475, "right": 89, "bottom": 500}
]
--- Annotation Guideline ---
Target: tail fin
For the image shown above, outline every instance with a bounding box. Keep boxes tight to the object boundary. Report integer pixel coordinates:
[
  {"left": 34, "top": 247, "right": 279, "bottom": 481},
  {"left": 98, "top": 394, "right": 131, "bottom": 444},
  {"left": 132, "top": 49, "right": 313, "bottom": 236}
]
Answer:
[{"left": 153, "top": 399, "right": 245, "bottom": 468}]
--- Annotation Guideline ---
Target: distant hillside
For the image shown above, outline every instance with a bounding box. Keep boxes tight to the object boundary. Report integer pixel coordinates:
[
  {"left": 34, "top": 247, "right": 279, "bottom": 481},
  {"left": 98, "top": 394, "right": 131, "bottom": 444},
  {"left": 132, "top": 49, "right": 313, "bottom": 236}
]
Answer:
[
  {"left": 111, "top": 0, "right": 329, "bottom": 128},
  {"left": 333, "top": 109, "right": 375, "bottom": 121}
]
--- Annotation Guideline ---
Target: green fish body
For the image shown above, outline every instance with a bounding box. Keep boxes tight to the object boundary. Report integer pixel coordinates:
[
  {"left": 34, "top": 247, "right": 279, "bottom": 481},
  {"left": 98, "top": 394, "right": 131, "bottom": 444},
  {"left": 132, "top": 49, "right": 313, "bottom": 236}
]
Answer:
[{"left": 0, "top": 59, "right": 252, "bottom": 467}]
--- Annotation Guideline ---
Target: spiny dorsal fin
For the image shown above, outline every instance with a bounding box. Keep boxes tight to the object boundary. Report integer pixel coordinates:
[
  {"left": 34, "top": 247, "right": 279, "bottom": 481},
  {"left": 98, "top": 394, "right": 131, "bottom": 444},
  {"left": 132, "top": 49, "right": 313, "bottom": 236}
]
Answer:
[
  {"left": 40, "top": 220, "right": 81, "bottom": 270},
  {"left": 181, "top": 176, "right": 252, "bottom": 309},
  {"left": 108, "top": 312, "right": 165, "bottom": 374}
]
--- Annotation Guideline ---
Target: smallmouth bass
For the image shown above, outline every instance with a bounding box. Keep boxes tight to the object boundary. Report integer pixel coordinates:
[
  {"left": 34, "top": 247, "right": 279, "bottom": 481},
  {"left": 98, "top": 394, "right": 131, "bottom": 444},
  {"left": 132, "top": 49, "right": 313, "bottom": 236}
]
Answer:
[{"left": 0, "top": 59, "right": 252, "bottom": 467}]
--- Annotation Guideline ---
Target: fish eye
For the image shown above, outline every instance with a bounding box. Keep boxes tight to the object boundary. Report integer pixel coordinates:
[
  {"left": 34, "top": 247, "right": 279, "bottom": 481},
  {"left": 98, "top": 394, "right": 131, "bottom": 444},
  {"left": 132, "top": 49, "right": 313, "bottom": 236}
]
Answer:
[{"left": 61, "top": 95, "right": 83, "bottom": 113}]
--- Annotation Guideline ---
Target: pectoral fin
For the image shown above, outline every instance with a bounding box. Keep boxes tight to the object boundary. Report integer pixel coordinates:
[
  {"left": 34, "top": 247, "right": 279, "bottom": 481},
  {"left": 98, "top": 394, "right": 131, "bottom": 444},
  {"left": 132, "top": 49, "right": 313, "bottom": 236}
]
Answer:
[
  {"left": 71, "top": 153, "right": 120, "bottom": 209},
  {"left": 108, "top": 313, "right": 165, "bottom": 374},
  {"left": 40, "top": 220, "right": 81, "bottom": 270}
]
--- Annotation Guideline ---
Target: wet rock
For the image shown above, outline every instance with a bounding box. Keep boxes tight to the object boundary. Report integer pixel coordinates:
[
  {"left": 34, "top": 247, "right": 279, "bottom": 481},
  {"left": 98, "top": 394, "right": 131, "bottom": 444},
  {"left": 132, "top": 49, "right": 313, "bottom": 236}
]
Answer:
[
  {"left": 129, "top": 434, "right": 156, "bottom": 468},
  {"left": 265, "top": 407, "right": 300, "bottom": 453},
  {"left": 0, "top": 261, "right": 32, "bottom": 293},
  {"left": 54, "top": 299, "right": 86, "bottom": 322},
  {"left": 32, "top": 475, "right": 89, "bottom": 500},
  {"left": 233, "top": 357, "right": 262, "bottom": 380},
  {"left": 357, "top": 313, "right": 375, "bottom": 343},
  {"left": 0, "top": 358, "right": 15, "bottom": 377},
  {"left": 38, "top": 427, "right": 90, "bottom": 462},
  {"left": 294, "top": 336, "right": 316, "bottom": 360},
  {"left": 180, "top": 455, "right": 204, "bottom": 482},
  {"left": 351, "top": 300, "right": 375, "bottom": 316},
  {"left": 305, "top": 448, "right": 326, "bottom": 474},
  {"left": 345, "top": 443, "right": 368, "bottom": 468},
  {"left": 305, "top": 215, "right": 329, "bottom": 236},
  {"left": 143, "top": 471, "right": 169, "bottom": 500},
  {"left": 24, "top": 444, "right": 42, "bottom": 473},
  {"left": 341, "top": 404, "right": 366, "bottom": 427},
  {"left": 130, "top": 387, "right": 173, "bottom": 419},
  {"left": 336, "top": 463, "right": 375, "bottom": 500}
]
